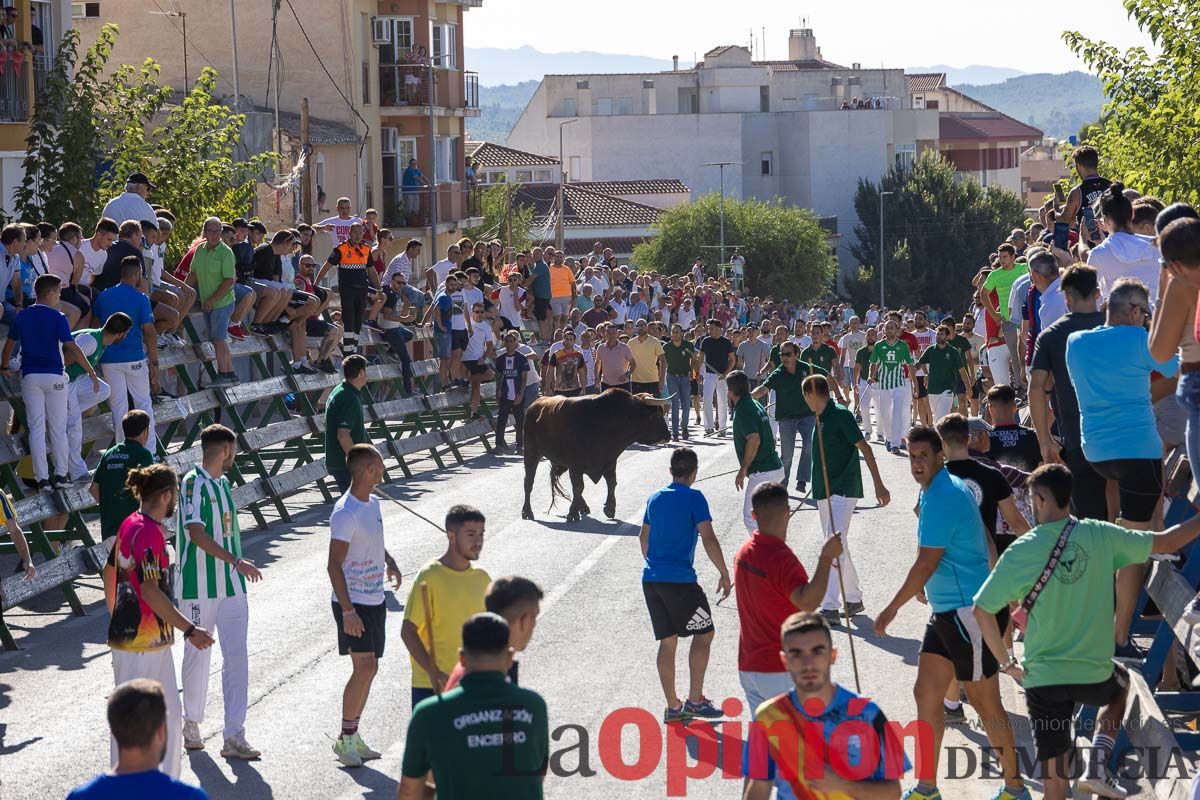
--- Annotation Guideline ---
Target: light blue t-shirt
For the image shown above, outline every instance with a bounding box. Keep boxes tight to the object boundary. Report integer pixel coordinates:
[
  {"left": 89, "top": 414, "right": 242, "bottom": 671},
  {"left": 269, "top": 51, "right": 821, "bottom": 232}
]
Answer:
[
  {"left": 642, "top": 482, "right": 712, "bottom": 583},
  {"left": 918, "top": 468, "right": 992, "bottom": 613},
  {"left": 1065, "top": 324, "right": 1179, "bottom": 462}
]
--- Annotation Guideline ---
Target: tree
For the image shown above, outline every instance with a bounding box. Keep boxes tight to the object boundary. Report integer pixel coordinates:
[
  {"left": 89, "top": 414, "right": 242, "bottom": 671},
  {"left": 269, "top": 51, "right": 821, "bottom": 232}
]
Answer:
[
  {"left": 464, "top": 182, "right": 536, "bottom": 252},
  {"left": 15, "top": 24, "right": 276, "bottom": 262},
  {"left": 1064, "top": 0, "right": 1200, "bottom": 203},
  {"left": 632, "top": 193, "right": 835, "bottom": 304},
  {"left": 847, "top": 150, "right": 1025, "bottom": 311}
]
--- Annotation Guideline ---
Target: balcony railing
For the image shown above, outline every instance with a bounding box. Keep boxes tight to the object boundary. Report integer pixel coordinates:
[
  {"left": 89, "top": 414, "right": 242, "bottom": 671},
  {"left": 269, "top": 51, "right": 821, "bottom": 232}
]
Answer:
[
  {"left": 0, "top": 50, "right": 30, "bottom": 122},
  {"left": 380, "top": 63, "right": 433, "bottom": 107},
  {"left": 383, "top": 185, "right": 483, "bottom": 229},
  {"left": 464, "top": 71, "right": 479, "bottom": 110}
]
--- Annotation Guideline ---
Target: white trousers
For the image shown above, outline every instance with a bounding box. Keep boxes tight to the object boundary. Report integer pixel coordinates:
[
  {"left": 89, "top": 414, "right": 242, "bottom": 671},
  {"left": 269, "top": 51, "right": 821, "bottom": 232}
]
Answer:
[
  {"left": 876, "top": 384, "right": 910, "bottom": 448},
  {"left": 103, "top": 359, "right": 157, "bottom": 453},
  {"left": 22, "top": 372, "right": 69, "bottom": 481},
  {"left": 985, "top": 344, "right": 1012, "bottom": 389},
  {"left": 743, "top": 466, "right": 785, "bottom": 533},
  {"left": 180, "top": 594, "right": 249, "bottom": 740},
  {"left": 768, "top": 389, "right": 778, "bottom": 438},
  {"left": 856, "top": 380, "right": 875, "bottom": 438},
  {"left": 817, "top": 496, "right": 861, "bottom": 609},
  {"left": 702, "top": 372, "right": 728, "bottom": 431},
  {"left": 66, "top": 376, "right": 111, "bottom": 479},
  {"left": 112, "top": 647, "right": 182, "bottom": 779},
  {"left": 929, "top": 391, "right": 954, "bottom": 423}
]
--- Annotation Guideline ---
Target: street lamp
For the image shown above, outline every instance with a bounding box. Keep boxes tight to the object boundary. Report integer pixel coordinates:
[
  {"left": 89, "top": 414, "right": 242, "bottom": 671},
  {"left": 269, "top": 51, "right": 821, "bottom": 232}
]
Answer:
[
  {"left": 879, "top": 190, "right": 894, "bottom": 308},
  {"left": 556, "top": 118, "right": 578, "bottom": 250},
  {"left": 426, "top": 51, "right": 455, "bottom": 259},
  {"left": 702, "top": 161, "right": 739, "bottom": 270}
]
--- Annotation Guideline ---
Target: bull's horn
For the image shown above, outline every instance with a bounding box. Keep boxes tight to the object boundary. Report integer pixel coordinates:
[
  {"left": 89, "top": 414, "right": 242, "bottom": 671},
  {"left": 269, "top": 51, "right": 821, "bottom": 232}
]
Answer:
[{"left": 644, "top": 394, "right": 675, "bottom": 407}]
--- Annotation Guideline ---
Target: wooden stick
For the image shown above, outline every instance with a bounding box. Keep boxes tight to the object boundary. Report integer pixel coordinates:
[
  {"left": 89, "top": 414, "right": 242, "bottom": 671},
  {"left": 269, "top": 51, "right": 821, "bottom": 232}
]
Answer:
[
  {"left": 419, "top": 581, "right": 442, "bottom": 697},
  {"left": 814, "top": 415, "right": 862, "bottom": 694}
]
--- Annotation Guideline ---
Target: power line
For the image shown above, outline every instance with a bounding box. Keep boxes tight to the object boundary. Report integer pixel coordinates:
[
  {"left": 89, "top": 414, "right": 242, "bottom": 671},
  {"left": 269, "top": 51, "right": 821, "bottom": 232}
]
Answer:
[{"left": 146, "top": 0, "right": 235, "bottom": 94}]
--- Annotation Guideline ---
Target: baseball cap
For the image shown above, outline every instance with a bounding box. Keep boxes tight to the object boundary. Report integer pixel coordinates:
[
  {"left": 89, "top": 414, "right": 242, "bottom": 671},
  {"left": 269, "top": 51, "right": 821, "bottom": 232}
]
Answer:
[
  {"left": 967, "top": 416, "right": 993, "bottom": 435},
  {"left": 126, "top": 171, "right": 155, "bottom": 189}
]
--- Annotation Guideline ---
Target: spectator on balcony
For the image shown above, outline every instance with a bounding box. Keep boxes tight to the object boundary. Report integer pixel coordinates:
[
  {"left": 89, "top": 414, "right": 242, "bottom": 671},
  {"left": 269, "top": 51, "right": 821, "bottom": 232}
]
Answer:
[
  {"left": 187, "top": 218, "right": 238, "bottom": 387},
  {"left": 101, "top": 173, "right": 157, "bottom": 229},
  {"left": 401, "top": 159, "right": 430, "bottom": 216},
  {"left": 49, "top": 222, "right": 93, "bottom": 324},
  {"left": 315, "top": 197, "right": 363, "bottom": 245},
  {"left": 384, "top": 237, "right": 423, "bottom": 286},
  {"left": 316, "top": 221, "right": 377, "bottom": 357},
  {"left": 2, "top": 274, "right": 98, "bottom": 491},
  {"left": 465, "top": 156, "right": 477, "bottom": 188}
]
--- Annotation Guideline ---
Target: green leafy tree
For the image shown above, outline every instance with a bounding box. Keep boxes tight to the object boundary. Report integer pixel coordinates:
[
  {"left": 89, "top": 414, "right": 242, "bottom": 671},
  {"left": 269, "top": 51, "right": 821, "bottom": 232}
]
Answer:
[
  {"left": 465, "top": 182, "right": 535, "bottom": 252},
  {"left": 1064, "top": 0, "right": 1200, "bottom": 203},
  {"left": 632, "top": 193, "right": 835, "bottom": 304},
  {"left": 15, "top": 24, "right": 275, "bottom": 263},
  {"left": 848, "top": 150, "right": 1025, "bottom": 311}
]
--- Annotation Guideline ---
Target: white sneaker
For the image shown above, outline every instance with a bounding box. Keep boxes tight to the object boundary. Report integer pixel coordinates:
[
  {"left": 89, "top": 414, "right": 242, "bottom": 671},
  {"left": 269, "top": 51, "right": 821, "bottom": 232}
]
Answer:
[
  {"left": 1183, "top": 593, "right": 1200, "bottom": 625},
  {"left": 183, "top": 720, "right": 203, "bottom": 750},
  {"left": 1078, "top": 767, "right": 1128, "bottom": 799},
  {"left": 333, "top": 734, "right": 363, "bottom": 767},
  {"left": 220, "top": 732, "right": 261, "bottom": 760}
]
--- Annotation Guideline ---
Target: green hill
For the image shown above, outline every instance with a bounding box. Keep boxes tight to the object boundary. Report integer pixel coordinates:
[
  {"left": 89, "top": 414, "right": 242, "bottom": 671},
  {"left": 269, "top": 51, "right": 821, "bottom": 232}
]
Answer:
[
  {"left": 955, "top": 71, "right": 1106, "bottom": 139},
  {"left": 466, "top": 80, "right": 539, "bottom": 143}
]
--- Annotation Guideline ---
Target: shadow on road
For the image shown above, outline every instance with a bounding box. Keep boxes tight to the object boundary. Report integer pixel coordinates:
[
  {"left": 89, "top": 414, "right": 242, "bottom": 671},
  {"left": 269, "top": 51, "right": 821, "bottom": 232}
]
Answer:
[
  {"left": 190, "top": 751, "right": 276, "bottom": 799},
  {"left": 535, "top": 517, "right": 640, "bottom": 536}
]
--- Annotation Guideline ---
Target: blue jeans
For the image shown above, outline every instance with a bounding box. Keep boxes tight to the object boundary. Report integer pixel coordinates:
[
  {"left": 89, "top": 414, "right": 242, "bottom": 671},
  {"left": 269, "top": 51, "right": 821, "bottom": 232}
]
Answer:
[
  {"left": 778, "top": 416, "right": 815, "bottom": 485},
  {"left": 665, "top": 373, "right": 692, "bottom": 436},
  {"left": 1177, "top": 371, "right": 1200, "bottom": 486},
  {"left": 382, "top": 326, "right": 415, "bottom": 393}
]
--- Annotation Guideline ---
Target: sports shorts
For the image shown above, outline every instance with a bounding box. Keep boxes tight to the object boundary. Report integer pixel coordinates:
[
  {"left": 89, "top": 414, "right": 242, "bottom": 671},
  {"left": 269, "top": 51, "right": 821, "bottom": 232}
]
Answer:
[
  {"left": 643, "top": 581, "right": 714, "bottom": 640},
  {"left": 1090, "top": 457, "right": 1162, "bottom": 523},
  {"left": 332, "top": 601, "right": 386, "bottom": 658},
  {"left": 921, "top": 606, "right": 1009, "bottom": 682},
  {"left": 914, "top": 375, "right": 929, "bottom": 399},
  {"left": 1025, "top": 664, "right": 1128, "bottom": 762},
  {"left": 533, "top": 297, "right": 551, "bottom": 321}
]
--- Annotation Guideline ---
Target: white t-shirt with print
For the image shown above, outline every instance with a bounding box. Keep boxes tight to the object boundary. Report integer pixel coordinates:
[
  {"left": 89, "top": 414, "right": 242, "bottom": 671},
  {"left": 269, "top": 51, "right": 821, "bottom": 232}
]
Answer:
[{"left": 329, "top": 493, "right": 385, "bottom": 606}]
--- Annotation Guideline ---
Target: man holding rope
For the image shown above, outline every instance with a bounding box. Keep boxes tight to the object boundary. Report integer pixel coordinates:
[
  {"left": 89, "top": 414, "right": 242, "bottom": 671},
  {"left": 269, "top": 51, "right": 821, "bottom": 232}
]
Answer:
[{"left": 802, "top": 375, "right": 890, "bottom": 621}]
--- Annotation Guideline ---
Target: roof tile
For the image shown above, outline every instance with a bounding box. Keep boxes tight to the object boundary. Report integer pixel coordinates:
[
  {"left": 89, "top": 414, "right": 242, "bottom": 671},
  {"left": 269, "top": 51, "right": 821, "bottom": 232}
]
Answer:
[
  {"left": 514, "top": 183, "right": 664, "bottom": 228},
  {"left": 571, "top": 179, "right": 690, "bottom": 195},
  {"left": 906, "top": 73, "right": 946, "bottom": 93},
  {"left": 467, "top": 141, "right": 559, "bottom": 168},
  {"left": 939, "top": 112, "right": 1043, "bottom": 141}
]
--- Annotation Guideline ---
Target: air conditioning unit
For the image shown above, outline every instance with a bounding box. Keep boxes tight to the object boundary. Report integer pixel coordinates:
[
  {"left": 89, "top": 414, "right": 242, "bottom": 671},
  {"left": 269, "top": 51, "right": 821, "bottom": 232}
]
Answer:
[{"left": 371, "top": 17, "right": 392, "bottom": 46}]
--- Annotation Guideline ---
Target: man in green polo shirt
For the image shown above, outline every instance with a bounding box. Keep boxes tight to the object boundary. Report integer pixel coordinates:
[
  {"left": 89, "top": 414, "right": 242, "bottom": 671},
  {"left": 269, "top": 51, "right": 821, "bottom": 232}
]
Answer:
[
  {"left": 188, "top": 217, "right": 239, "bottom": 385},
  {"left": 801, "top": 323, "right": 840, "bottom": 381},
  {"left": 918, "top": 324, "right": 971, "bottom": 423},
  {"left": 982, "top": 243, "right": 1028, "bottom": 390},
  {"left": 729, "top": 370, "right": 784, "bottom": 534},
  {"left": 90, "top": 410, "right": 154, "bottom": 541},
  {"left": 752, "top": 341, "right": 844, "bottom": 495},
  {"left": 325, "top": 354, "right": 369, "bottom": 493},
  {"left": 398, "top": 613, "right": 549, "bottom": 800},
  {"left": 662, "top": 323, "right": 698, "bottom": 440},
  {"left": 802, "top": 374, "right": 890, "bottom": 621}
]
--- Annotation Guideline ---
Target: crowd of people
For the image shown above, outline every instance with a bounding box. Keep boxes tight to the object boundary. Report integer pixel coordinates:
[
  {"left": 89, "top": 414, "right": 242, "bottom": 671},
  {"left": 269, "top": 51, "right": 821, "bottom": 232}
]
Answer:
[{"left": 38, "top": 140, "right": 1200, "bottom": 800}]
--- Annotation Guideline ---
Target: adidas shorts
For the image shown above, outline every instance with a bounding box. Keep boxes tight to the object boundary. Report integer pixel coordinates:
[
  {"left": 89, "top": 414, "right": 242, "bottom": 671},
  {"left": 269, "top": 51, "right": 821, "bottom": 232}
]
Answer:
[{"left": 643, "top": 581, "right": 714, "bottom": 640}]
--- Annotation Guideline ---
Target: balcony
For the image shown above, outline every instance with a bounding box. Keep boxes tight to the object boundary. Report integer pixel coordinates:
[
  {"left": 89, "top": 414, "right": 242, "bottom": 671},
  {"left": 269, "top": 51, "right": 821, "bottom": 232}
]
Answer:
[
  {"left": 383, "top": 185, "right": 483, "bottom": 230},
  {"left": 0, "top": 50, "right": 30, "bottom": 122},
  {"left": 464, "top": 71, "right": 479, "bottom": 110},
  {"left": 380, "top": 63, "right": 432, "bottom": 108},
  {"left": 379, "top": 52, "right": 481, "bottom": 116}
]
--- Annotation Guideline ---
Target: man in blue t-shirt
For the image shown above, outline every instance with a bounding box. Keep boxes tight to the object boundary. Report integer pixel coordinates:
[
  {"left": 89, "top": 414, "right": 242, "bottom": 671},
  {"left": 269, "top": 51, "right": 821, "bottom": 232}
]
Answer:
[
  {"left": 874, "top": 426, "right": 1030, "bottom": 800},
  {"left": 93, "top": 256, "right": 160, "bottom": 454},
  {"left": 68, "top": 678, "right": 207, "bottom": 800},
  {"left": 401, "top": 158, "right": 429, "bottom": 213},
  {"left": 1, "top": 274, "right": 95, "bottom": 490},
  {"left": 640, "top": 447, "right": 731, "bottom": 723}
]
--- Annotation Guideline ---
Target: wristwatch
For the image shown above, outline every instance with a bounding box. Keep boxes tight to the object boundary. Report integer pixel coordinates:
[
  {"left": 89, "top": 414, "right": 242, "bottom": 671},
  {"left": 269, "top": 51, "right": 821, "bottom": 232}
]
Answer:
[
  {"left": 999, "top": 659, "right": 1019, "bottom": 672},
  {"left": 183, "top": 624, "right": 196, "bottom": 639}
]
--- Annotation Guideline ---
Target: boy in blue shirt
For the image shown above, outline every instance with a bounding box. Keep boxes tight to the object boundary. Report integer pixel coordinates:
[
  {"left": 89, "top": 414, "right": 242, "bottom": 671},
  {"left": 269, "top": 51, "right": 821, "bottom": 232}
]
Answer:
[
  {"left": 68, "top": 678, "right": 207, "bottom": 799},
  {"left": 640, "top": 447, "right": 731, "bottom": 722}
]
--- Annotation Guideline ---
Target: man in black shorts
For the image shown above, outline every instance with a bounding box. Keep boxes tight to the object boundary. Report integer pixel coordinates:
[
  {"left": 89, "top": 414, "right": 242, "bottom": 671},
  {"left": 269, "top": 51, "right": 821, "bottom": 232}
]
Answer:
[
  {"left": 974, "top": 464, "right": 1200, "bottom": 799},
  {"left": 328, "top": 444, "right": 402, "bottom": 768},
  {"left": 640, "top": 447, "right": 731, "bottom": 722}
]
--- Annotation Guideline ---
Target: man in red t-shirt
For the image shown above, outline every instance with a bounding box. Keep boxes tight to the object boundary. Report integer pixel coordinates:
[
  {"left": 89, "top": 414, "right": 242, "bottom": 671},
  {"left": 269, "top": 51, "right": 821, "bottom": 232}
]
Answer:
[{"left": 734, "top": 481, "right": 843, "bottom": 715}]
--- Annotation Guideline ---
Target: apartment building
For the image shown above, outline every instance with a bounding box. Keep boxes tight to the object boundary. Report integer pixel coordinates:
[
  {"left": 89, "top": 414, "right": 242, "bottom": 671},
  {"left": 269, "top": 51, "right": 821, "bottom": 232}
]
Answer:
[
  {"left": 75, "top": 0, "right": 482, "bottom": 251},
  {"left": 0, "top": 0, "right": 71, "bottom": 209},
  {"left": 1020, "top": 139, "right": 1070, "bottom": 210},
  {"left": 506, "top": 29, "right": 940, "bottom": 265}
]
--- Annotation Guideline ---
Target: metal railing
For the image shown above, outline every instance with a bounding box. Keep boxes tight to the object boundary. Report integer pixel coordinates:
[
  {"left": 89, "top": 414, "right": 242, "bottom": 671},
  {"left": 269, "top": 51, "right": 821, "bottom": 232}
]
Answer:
[
  {"left": 383, "top": 185, "right": 483, "bottom": 228},
  {"left": 380, "top": 63, "right": 433, "bottom": 107},
  {"left": 0, "top": 51, "right": 29, "bottom": 122},
  {"left": 464, "top": 70, "right": 479, "bottom": 109}
]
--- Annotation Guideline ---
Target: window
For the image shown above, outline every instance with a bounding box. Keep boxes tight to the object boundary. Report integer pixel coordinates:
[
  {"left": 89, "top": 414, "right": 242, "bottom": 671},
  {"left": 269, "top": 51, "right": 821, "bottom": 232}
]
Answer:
[
  {"left": 925, "top": 99, "right": 939, "bottom": 110},
  {"left": 431, "top": 22, "right": 457, "bottom": 69},
  {"left": 377, "top": 17, "right": 414, "bottom": 63},
  {"left": 895, "top": 144, "right": 916, "bottom": 172},
  {"left": 642, "top": 79, "right": 655, "bottom": 89},
  {"left": 614, "top": 97, "right": 634, "bottom": 115},
  {"left": 434, "top": 136, "right": 457, "bottom": 183},
  {"left": 534, "top": 169, "right": 553, "bottom": 183},
  {"left": 761, "top": 151, "right": 773, "bottom": 176},
  {"left": 382, "top": 130, "right": 416, "bottom": 193},
  {"left": 576, "top": 80, "right": 590, "bottom": 90},
  {"left": 72, "top": 2, "right": 100, "bottom": 18},
  {"left": 483, "top": 172, "right": 506, "bottom": 184},
  {"left": 515, "top": 170, "right": 533, "bottom": 183},
  {"left": 594, "top": 97, "right": 612, "bottom": 115},
  {"left": 561, "top": 97, "right": 577, "bottom": 117},
  {"left": 760, "top": 85, "right": 770, "bottom": 112}
]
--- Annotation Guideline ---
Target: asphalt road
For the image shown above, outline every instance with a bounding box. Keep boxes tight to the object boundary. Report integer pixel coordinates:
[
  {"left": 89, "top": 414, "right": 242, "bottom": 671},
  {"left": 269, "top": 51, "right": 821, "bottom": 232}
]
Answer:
[{"left": 0, "top": 424, "right": 1152, "bottom": 799}]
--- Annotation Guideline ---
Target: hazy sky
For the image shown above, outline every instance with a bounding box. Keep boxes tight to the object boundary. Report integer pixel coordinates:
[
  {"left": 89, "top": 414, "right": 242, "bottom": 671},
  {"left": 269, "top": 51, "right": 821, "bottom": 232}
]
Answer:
[{"left": 465, "top": 1, "right": 1154, "bottom": 74}]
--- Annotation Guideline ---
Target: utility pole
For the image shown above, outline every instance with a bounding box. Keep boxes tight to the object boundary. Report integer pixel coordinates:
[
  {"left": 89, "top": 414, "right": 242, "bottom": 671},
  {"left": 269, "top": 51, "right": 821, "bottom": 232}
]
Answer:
[
  {"left": 300, "top": 97, "right": 312, "bottom": 220},
  {"left": 148, "top": 10, "right": 187, "bottom": 88},
  {"left": 702, "top": 161, "right": 737, "bottom": 271},
  {"left": 879, "top": 190, "right": 894, "bottom": 308},
  {"left": 271, "top": 0, "right": 282, "bottom": 158},
  {"left": 229, "top": 0, "right": 241, "bottom": 110},
  {"left": 556, "top": 118, "right": 578, "bottom": 251}
]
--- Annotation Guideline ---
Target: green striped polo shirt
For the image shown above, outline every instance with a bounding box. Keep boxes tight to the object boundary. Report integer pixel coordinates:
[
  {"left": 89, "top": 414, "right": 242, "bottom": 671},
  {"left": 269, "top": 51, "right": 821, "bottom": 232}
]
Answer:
[
  {"left": 869, "top": 339, "right": 913, "bottom": 390},
  {"left": 176, "top": 465, "right": 245, "bottom": 601}
]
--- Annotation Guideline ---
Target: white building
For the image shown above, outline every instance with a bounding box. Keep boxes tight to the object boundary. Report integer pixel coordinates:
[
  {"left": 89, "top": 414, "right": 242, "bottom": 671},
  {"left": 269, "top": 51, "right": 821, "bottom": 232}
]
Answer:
[{"left": 506, "top": 29, "right": 940, "bottom": 269}]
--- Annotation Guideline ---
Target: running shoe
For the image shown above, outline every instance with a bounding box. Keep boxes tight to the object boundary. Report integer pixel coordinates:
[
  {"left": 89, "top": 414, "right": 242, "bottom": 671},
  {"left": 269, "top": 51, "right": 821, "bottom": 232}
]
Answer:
[
  {"left": 332, "top": 735, "right": 363, "bottom": 767},
  {"left": 943, "top": 703, "right": 966, "bottom": 726},
  {"left": 989, "top": 786, "right": 1032, "bottom": 800},
  {"left": 795, "top": 481, "right": 807, "bottom": 494},
  {"left": 901, "top": 787, "right": 942, "bottom": 800},
  {"left": 819, "top": 608, "right": 842, "bottom": 622},
  {"left": 156, "top": 334, "right": 172, "bottom": 350},
  {"left": 844, "top": 600, "right": 865, "bottom": 616},
  {"left": 663, "top": 705, "right": 688, "bottom": 723},
  {"left": 250, "top": 323, "right": 272, "bottom": 336},
  {"left": 684, "top": 697, "right": 723, "bottom": 719},
  {"left": 227, "top": 324, "right": 248, "bottom": 341},
  {"left": 1183, "top": 593, "right": 1200, "bottom": 625},
  {"left": 1077, "top": 768, "right": 1128, "bottom": 799},
  {"left": 183, "top": 720, "right": 203, "bottom": 750},
  {"left": 348, "top": 732, "right": 381, "bottom": 761},
  {"left": 50, "top": 475, "right": 69, "bottom": 491},
  {"left": 682, "top": 427, "right": 691, "bottom": 440},
  {"left": 294, "top": 364, "right": 320, "bottom": 375},
  {"left": 317, "top": 358, "right": 337, "bottom": 374},
  {"left": 220, "top": 733, "right": 261, "bottom": 760}
]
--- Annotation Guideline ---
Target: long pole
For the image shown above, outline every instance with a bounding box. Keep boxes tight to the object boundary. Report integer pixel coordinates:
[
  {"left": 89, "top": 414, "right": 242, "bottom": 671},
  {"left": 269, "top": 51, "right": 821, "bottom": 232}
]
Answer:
[
  {"left": 228, "top": 0, "right": 241, "bottom": 110},
  {"left": 271, "top": 1, "right": 281, "bottom": 159},
  {"left": 428, "top": 56, "right": 437, "bottom": 261},
  {"left": 300, "top": 97, "right": 312, "bottom": 219},
  {"left": 814, "top": 415, "right": 861, "bottom": 694},
  {"left": 557, "top": 119, "right": 578, "bottom": 251},
  {"left": 719, "top": 164, "right": 726, "bottom": 269},
  {"left": 879, "top": 190, "right": 892, "bottom": 309},
  {"left": 180, "top": 12, "right": 189, "bottom": 89}
]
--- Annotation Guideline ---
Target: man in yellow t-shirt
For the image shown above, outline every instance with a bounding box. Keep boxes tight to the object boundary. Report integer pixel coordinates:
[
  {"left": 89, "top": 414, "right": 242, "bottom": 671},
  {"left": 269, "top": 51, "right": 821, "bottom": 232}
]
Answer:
[
  {"left": 401, "top": 505, "right": 491, "bottom": 707},
  {"left": 628, "top": 319, "right": 666, "bottom": 397}
]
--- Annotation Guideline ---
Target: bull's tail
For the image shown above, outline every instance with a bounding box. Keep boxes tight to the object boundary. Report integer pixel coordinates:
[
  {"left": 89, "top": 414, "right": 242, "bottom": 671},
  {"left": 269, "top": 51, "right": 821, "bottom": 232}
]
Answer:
[{"left": 547, "top": 464, "right": 570, "bottom": 513}]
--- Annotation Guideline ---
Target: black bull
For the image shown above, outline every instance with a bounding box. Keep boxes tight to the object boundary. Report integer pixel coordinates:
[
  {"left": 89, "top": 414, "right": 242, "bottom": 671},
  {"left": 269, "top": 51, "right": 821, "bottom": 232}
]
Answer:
[{"left": 521, "top": 389, "right": 672, "bottom": 521}]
